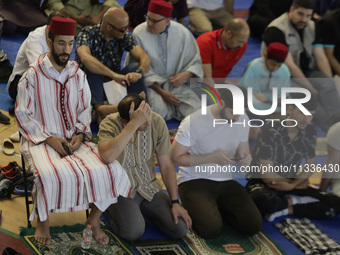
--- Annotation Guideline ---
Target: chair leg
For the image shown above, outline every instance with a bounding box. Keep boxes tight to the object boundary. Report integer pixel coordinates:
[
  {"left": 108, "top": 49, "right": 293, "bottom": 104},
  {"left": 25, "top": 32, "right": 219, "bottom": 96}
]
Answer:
[{"left": 22, "top": 154, "right": 32, "bottom": 228}]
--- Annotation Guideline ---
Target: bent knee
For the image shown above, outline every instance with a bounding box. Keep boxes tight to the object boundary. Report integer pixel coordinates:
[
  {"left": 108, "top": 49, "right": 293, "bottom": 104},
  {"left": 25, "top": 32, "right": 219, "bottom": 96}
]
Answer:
[{"left": 193, "top": 218, "right": 223, "bottom": 238}]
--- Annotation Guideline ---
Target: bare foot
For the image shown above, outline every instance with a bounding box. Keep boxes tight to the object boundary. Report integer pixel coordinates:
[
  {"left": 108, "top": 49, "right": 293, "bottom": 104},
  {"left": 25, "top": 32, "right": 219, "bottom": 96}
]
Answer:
[
  {"left": 139, "top": 91, "right": 146, "bottom": 99},
  {"left": 35, "top": 217, "right": 51, "bottom": 245},
  {"left": 91, "top": 224, "right": 109, "bottom": 245}
]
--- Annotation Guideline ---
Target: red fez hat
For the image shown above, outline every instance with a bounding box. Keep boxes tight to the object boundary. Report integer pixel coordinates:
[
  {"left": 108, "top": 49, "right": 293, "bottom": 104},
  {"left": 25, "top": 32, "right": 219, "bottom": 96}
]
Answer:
[
  {"left": 148, "top": 0, "right": 173, "bottom": 18},
  {"left": 49, "top": 16, "right": 77, "bottom": 36},
  {"left": 267, "top": 42, "right": 289, "bottom": 61}
]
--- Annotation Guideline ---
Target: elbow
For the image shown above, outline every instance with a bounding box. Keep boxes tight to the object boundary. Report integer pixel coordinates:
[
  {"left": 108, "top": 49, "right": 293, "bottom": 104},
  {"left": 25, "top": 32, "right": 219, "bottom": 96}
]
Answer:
[
  {"left": 98, "top": 144, "right": 114, "bottom": 164},
  {"left": 170, "top": 151, "right": 179, "bottom": 166}
]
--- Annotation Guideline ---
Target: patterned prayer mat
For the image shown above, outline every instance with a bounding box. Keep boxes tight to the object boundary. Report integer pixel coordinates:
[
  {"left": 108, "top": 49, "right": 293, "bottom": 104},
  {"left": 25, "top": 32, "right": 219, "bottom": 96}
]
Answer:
[
  {"left": 0, "top": 228, "right": 33, "bottom": 255},
  {"left": 20, "top": 223, "right": 134, "bottom": 255},
  {"left": 133, "top": 239, "right": 189, "bottom": 255},
  {"left": 182, "top": 224, "right": 287, "bottom": 255}
]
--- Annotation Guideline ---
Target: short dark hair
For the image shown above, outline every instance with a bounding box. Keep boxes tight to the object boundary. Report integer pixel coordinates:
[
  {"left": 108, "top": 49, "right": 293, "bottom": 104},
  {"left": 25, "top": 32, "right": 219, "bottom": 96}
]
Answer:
[
  {"left": 218, "top": 86, "right": 247, "bottom": 109},
  {"left": 118, "top": 94, "right": 145, "bottom": 121},
  {"left": 289, "top": 93, "right": 317, "bottom": 111},
  {"left": 292, "top": 0, "right": 315, "bottom": 10}
]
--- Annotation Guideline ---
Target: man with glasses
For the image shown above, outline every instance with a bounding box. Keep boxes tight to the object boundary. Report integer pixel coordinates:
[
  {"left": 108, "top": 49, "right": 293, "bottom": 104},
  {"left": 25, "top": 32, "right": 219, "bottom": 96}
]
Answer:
[
  {"left": 126, "top": 0, "right": 203, "bottom": 121},
  {"left": 76, "top": 7, "right": 150, "bottom": 123}
]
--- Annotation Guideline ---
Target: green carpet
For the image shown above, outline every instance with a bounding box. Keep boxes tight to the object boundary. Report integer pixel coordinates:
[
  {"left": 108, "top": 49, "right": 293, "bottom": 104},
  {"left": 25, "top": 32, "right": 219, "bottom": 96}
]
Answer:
[
  {"left": 20, "top": 223, "right": 134, "bottom": 255},
  {"left": 182, "top": 225, "right": 287, "bottom": 255}
]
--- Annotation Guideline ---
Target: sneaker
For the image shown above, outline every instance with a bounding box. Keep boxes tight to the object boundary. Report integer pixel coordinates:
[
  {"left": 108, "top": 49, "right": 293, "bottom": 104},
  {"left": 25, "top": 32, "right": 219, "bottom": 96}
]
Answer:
[
  {"left": 0, "top": 162, "right": 23, "bottom": 185},
  {"left": 0, "top": 59, "right": 13, "bottom": 83},
  {"left": 0, "top": 179, "right": 12, "bottom": 198},
  {"left": 12, "top": 180, "right": 33, "bottom": 196},
  {"left": 0, "top": 111, "right": 10, "bottom": 124}
]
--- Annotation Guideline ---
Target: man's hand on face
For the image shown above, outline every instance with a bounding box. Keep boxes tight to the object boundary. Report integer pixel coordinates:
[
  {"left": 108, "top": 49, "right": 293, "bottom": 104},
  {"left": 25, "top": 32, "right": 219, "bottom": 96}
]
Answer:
[
  {"left": 45, "top": 137, "right": 70, "bottom": 157},
  {"left": 129, "top": 101, "right": 151, "bottom": 128}
]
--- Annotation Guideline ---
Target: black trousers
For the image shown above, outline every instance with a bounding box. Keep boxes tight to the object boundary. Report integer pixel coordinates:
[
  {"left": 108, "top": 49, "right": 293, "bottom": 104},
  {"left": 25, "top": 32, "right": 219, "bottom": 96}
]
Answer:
[
  {"left": 246, "top": 179, "right": 340, "bottom": 219},
  {"left": 8, "top": 74, "right": 21, "bottom": 100},
  {"left": 179, "top": 179, "right": 262, "bottom": 238}
]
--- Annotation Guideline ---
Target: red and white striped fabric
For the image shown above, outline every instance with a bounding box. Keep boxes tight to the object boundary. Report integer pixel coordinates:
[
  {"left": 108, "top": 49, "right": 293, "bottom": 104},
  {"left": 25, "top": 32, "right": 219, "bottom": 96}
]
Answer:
[{"left": 16, "top": 53, "right": 131, "bottom": 221}]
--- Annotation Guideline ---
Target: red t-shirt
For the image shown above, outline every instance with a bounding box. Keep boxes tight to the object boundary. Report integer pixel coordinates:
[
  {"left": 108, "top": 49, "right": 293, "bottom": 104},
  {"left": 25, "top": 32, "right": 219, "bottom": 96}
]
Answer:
[{"left": 196, "top": 28, "right": 247, "bottom": 78}]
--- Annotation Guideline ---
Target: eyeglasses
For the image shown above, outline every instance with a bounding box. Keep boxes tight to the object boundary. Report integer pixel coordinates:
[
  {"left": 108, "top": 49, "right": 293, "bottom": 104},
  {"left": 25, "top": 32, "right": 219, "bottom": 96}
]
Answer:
[
  {"left": 107, "top": 22, "right": 130, "bottom": 33},
  {"left": 144, "top": 15, "right": 166, "bottom": 24}
]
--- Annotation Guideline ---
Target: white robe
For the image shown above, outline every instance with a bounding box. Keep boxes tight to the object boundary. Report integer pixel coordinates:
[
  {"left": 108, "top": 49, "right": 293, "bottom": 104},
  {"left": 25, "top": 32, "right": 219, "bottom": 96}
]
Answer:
[
  {"left": 127, "top": 21, "right": 203, "bottom": 120},
  {"left": 15, "top": 53, "right": 131, "bottom": 221}
]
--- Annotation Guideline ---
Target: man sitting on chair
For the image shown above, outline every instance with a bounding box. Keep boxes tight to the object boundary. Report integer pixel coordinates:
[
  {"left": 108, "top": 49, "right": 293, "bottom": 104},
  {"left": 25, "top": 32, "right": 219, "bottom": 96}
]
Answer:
[{"left": 15, "top": 17, "right": 131, "bottom": 245}]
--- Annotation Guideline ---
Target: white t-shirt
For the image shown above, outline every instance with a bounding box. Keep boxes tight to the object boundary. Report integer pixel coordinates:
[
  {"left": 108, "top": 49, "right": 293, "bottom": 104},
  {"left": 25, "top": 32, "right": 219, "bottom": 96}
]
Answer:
[
  {"left": 7, "top": 25, "right": 49, "bottom": 90},
  {"left": 175, "top": 105, "right": 250, "bottom": 184},
  {"left": 187, "top": 0, "right": 223, "bottom": 10}
]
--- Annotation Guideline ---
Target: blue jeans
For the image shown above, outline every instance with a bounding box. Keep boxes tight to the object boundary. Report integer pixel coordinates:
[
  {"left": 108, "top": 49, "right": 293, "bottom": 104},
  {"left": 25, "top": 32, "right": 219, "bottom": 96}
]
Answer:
[{"left": 85, "top": 62, "right": 147, "bottom": 105}]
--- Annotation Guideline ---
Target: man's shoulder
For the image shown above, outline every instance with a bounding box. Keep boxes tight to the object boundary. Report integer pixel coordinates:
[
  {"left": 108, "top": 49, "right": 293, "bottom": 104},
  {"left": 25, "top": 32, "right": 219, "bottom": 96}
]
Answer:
[
  {"left": 196, "top": 29, "right": 219, "bottom": 43},
  {"left": 28, "top": 25, "right": 46, "bottom": 40},
  {"left": 133, "top": 22, "right": 148, "bottom": 36}
]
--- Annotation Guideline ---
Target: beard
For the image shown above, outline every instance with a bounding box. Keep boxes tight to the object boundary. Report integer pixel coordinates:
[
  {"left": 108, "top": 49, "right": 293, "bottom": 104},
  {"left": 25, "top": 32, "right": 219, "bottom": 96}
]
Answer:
[{"left": 51, "top": 46, "right": 70, "bottom": 67}]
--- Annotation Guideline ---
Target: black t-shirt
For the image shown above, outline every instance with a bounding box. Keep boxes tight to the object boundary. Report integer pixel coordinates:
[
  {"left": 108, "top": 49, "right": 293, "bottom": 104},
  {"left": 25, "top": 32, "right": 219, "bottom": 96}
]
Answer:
[
  {"left": 249, "top": 0, "right": 293, "bottom": 19},
  {"left": 319, "top": 8, "right": 340, "bottom": 61}
]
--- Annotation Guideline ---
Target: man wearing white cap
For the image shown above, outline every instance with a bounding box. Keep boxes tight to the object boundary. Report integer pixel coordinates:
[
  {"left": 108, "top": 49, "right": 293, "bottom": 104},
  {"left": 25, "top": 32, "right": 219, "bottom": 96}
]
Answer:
[
  {"left": 127, "top": 0, "right": 203, "bottom": 121},
  {"left": 15, "top": 16, "right": 131, "bottom": 246}
]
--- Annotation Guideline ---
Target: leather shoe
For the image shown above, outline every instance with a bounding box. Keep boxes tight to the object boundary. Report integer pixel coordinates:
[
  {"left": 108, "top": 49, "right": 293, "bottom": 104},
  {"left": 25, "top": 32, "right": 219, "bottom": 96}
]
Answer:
[{"left": 0, "top": 111, "right": 10, "bottom": 125}]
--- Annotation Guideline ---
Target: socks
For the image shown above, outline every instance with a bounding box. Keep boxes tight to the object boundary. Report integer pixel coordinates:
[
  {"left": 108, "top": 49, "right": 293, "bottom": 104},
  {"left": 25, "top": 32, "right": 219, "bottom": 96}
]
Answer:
[
  {"left": 265, "top": 209, "right": 289, "bottom": 222},
  {"left": 288, "top": 195, "right": 319, "bottom": 205}
]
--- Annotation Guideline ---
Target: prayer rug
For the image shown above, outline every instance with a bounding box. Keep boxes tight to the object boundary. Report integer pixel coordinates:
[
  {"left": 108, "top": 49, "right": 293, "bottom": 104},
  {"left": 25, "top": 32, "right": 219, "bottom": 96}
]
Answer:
[
  {"left": 0, "top": 227, "right": 33, "bottom": 255},
  {"left": 20, "top": 223, "right": 134, "bottom": 255},
  {"left": 182, "top": 224, "right": 286, "bottom": 255},
  {"left": 275, "top": 218, "right": 340, "bottom": 255},
  {"left": 132, "top": 239, "right": 189, "bottom": 255}
]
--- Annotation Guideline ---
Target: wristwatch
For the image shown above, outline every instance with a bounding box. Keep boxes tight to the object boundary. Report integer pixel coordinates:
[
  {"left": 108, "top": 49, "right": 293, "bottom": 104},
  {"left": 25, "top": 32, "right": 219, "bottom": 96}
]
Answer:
[
  {"left": 135, "top": 68, "right": 144, "bottom": 76},
  {"left": 170, "top": 199, "right": 180, "bottom": 206}
]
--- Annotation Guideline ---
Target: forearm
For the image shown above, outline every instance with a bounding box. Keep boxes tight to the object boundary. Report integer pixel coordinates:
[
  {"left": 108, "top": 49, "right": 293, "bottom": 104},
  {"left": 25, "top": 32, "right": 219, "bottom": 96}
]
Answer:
[
  {"left": 81, "top": 54, "right": 116, "bottom": 80},
  {"left": 326, "top": 52, "right": 340, "bottom": 76},
  {"left": 161, "top": 167, "right": 179, "bottom": 200},
  {"left": 138, "top": 55, "right": 151, "bottom": 74},
  {"left": 172, "top": 152, "right": 217, "bottom": 167},
  {"left": 149, "top": 82, "right": 164, "bottom": 94},
  {"left": 288, "top": 64, "right": 315, "bottom": 91},
  {"left": 98, "top": 121, "right": 139, "bottom": 163},
  {"left": 59, "top": 7, "right": 78, "bottom": 20},
  {"left": 316, "top": 57, "right": 332, "bottom": 77}
]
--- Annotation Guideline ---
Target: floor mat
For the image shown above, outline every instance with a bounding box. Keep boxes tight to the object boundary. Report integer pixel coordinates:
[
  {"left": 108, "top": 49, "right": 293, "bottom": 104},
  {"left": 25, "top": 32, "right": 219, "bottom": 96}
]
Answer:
[
  {"left": 132, "top": 239, "right": 189, "bottom": 255},
  {"left": 0, "top": 228, "right": 33, "bottom": 255},
  {"left": 20, "top": 223, "right": 134, "bottom": 255},
  {"left": 182, "top": 224, "right": 287, "bottom": 255}
]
